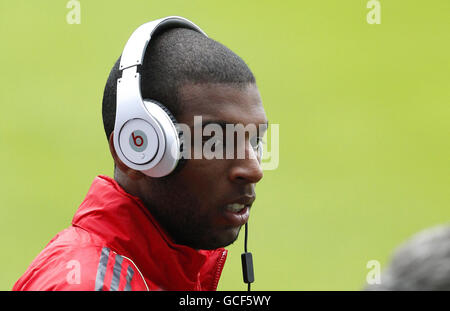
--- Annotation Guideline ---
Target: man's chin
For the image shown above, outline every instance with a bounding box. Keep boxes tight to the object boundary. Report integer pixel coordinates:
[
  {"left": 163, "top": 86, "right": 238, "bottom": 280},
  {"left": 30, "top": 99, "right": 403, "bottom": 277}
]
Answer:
[{"left": 183, "top": 226, "right": 243, "bottom": 250}]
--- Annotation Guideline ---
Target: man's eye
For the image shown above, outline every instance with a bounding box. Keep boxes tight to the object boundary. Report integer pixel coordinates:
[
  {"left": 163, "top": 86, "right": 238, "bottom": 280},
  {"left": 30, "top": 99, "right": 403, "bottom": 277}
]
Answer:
[
  {"left": 202, "top": 136, "right": 224, "bottom": 152},
  {"left": 203, "top": 136, "right": 223, "bottom": 144},
  {"left": 250, "top": 136, "right": 265, "bottom": 150}
]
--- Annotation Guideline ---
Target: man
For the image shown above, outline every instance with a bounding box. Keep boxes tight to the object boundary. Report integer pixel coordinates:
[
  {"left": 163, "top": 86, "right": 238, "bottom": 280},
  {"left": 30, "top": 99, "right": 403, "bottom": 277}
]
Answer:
[{"left": 13, "top": 19, "right": 267, "bottom": 290}]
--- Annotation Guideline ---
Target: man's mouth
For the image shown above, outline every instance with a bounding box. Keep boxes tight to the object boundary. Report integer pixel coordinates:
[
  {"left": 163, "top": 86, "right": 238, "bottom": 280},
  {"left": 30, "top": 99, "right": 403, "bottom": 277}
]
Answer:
[
  {"left": 221, "top": 195, "right": 255, "bottom": 226},
  {"left": 218, "top": 194, "right": 255, "bottom": 226},
  {"left": 225, "top": 203, "right": 247, "bottom": 213}
]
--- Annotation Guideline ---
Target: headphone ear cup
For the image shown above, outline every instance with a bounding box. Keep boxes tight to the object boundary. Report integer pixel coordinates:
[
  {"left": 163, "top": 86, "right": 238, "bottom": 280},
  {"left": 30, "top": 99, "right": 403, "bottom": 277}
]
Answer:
[
  {"left": 145, "top": 100, "right": 187, "bottom": 173},
  {"left": 150, "top": 101, "right": 178, "bottom": 129}
]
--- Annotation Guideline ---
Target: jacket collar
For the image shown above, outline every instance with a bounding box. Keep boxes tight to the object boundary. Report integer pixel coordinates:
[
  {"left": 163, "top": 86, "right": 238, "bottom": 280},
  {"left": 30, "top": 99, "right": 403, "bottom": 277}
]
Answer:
[{"left": 72, "top": 175, "right": 227, "bottom": 290}]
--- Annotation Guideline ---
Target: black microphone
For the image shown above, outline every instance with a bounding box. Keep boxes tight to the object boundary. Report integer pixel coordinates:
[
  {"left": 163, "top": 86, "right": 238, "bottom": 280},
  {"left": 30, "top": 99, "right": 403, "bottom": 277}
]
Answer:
[{"left": 241, "top": 222, "right": 254, "bottom": 291}]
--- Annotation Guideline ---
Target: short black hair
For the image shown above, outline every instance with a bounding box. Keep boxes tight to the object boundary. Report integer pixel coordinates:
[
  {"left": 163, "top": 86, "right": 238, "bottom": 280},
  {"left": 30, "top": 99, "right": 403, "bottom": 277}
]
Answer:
[{"left": 102, "top": 27, "right": 256, "bottom": 141}]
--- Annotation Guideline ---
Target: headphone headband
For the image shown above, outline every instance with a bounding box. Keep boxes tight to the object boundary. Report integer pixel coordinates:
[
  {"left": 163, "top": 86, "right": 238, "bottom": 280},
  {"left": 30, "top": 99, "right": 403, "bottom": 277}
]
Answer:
[{"left": 119, "top": 16, "right": 207, "bottom": 71}]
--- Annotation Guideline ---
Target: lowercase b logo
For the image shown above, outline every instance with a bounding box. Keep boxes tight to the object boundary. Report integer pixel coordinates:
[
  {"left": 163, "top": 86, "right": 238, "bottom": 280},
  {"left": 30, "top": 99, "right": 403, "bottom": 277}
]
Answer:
[{"left": 129, "top": 130, "right": 148, "bottom": 152}]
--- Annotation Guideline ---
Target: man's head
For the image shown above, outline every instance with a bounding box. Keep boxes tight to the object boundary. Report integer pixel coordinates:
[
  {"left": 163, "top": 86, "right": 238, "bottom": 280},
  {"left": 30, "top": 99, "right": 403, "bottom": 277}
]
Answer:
[{"left": 102, "top": 27, "right": 267, "bottom": 250}]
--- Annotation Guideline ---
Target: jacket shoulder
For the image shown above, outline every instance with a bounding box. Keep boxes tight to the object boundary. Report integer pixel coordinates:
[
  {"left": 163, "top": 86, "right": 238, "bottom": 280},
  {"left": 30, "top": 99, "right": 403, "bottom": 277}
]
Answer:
[{"left": 13, "top": 226, "right": 148, "bottom": 291}]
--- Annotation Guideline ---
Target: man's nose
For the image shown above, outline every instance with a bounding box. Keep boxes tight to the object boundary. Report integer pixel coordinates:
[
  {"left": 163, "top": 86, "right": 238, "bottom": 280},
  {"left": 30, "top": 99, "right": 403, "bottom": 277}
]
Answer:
[{"left": 228, "top": 141, "right": 264, "bottom": 184}]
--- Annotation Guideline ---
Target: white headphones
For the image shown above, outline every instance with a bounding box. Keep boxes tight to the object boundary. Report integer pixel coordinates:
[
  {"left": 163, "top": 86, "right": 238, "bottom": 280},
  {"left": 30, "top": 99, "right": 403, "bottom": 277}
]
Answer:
[{"left": 113, "top": 16, "right": 207, "bottom": 177}]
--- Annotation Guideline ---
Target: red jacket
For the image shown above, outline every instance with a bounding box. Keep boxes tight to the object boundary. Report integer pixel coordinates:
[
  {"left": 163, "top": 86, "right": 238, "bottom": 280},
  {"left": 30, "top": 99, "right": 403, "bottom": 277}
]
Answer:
[{"left": 13, "top": 175, "right": 227, "bottom": 291}]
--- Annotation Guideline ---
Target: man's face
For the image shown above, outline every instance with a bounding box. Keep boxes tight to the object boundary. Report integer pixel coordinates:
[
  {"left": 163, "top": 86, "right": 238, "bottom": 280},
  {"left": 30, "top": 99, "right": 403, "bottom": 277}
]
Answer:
[{"left": 138, "top": 83, "right": 268, "bottom": 250}]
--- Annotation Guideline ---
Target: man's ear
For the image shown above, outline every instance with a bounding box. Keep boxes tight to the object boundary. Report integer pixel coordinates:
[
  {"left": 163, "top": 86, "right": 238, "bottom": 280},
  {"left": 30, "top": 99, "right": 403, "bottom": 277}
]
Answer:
[{"left": 108, "top": 132, "right": 144, "bottom": 181}]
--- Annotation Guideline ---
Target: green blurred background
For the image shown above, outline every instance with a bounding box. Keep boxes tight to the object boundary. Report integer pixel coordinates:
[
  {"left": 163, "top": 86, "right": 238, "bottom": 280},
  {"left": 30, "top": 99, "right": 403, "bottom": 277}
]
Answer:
[{"left": 0, "top": 0, "right": 448, "bottom": 290}]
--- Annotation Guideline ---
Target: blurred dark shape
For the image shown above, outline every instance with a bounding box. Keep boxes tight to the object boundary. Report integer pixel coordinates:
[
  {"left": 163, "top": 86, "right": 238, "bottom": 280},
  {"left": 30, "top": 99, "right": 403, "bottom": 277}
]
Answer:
[{"left": 366, "top": 225, "right": 450, "bottom": 291}]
